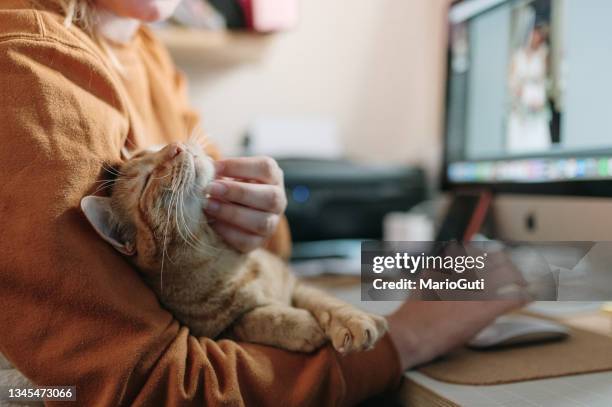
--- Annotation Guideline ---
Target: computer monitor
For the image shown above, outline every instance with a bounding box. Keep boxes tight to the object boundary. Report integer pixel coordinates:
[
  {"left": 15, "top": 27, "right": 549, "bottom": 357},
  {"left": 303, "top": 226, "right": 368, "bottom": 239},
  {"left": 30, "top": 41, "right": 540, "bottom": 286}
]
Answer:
[
  {"left": 442, "top": 0, "right": 612, "bottom": 240},
  {"left": 444, "top": 0, "right": 612, "bottom": 195}
]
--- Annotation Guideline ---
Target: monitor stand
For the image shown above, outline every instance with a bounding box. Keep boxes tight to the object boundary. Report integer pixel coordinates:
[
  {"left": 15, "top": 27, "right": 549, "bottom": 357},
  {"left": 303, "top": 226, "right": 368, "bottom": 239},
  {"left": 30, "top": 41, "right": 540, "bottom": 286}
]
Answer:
[{"left": 493, "top": 195, "right": 612, "bottom": 241}]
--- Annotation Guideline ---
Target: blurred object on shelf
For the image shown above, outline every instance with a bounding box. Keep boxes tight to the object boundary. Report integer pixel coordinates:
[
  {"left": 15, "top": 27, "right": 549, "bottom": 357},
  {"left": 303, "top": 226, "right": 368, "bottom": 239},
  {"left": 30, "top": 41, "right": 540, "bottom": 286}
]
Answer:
[
  {"left": 206, "top": 0, "right": 300, "bottom": 32},
  {"left": 244, "top": 116, "right": 342, "bottom": 159},
  {"left": 154, "top": 0, "right": 296, "bottom": 62},
  {"left": 208, "top": 0, "right": 247, "bottom": 28},
  {"left": 384, "top": 211, "right": 435, "bottom": 242},
  {"left": 172, "top": 0, "right": 226, "bottom": 31},
  {"left": 154, "top": 27, "right": 271, "bottom": 63},
  {"left": 240, "top": 0, "right": 299, "bottom": 32},
  {"left": 291, "top": 239, "right": 362, "bottom": 277}
]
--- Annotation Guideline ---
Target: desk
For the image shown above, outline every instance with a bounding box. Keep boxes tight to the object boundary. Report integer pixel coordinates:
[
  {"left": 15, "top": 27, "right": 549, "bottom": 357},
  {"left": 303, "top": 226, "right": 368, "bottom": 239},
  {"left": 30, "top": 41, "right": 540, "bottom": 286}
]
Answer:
[
  {"left": 305, "top": 277, "right": 612, "bottom": 407},
  {"left": 401, "top": 371, "right": 612, "bottom": 407}
]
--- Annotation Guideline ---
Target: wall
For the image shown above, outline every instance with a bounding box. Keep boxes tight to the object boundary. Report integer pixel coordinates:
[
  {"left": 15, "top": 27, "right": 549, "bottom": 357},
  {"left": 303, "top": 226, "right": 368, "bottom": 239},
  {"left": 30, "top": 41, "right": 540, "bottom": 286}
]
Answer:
[{"left": 173, "top": 0, "right": 450, "bottom": 179}]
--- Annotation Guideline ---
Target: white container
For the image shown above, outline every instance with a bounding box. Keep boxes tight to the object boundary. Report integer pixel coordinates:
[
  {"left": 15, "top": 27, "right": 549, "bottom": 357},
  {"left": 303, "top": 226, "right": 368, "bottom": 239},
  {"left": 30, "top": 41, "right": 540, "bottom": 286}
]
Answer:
[{"left": 383, "top": 212, "right": 435, "bottom": 242}]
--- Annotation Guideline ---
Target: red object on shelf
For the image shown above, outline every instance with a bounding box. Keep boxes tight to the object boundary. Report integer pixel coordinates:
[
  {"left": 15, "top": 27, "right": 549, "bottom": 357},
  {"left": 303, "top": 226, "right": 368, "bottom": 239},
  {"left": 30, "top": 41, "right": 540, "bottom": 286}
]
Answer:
[{"left": 240, "top": 0, "right": 299, "bottom": 32}]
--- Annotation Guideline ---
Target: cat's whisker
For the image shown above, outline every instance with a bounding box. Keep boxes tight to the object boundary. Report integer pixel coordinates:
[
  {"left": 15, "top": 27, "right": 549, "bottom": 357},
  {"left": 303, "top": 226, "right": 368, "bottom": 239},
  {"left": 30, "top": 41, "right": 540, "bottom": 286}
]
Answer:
[
  {"left": 91, "top": 180, "right": 115, "bottom": 189},
  {"left": 151, "top": 171, "right": 172, "bottom": 181},
  {"left": 177, "top": 187, "right": 208, "bottom": 251},
  {"left": 173, "top": 184, "right": 193, "bottom": 250},
  {"left": 187, "top": 128, "right": 210, "bottom": 154},
  {"left": 90, "top": 180, "right": 117, "bottom": 196},
  {"left": 171, "top": 166, "right": 209, "bottom": 251},
  {"left": 175, "top": 173, "right": 208, "bottom": 252},
  {"left": 189, "top": 126, "right": 205, "bottom": 143},
  {"left": 183, "top": 176, "right": 217, "bottom": 251},
  {"left": 160, "top": 169, "right": 181, "bottom": 292},
  {"left": 178, "top": 187, "right": 202, "bottom": 224},
  {"left": 101, "top": 162, "right": 125, "bottom": 177},
  {"left": 175, "top": 192, "right": 193, "bottom": 244},
  {"left": 93, "top": 178, "right": 117, "bottom": 184}
]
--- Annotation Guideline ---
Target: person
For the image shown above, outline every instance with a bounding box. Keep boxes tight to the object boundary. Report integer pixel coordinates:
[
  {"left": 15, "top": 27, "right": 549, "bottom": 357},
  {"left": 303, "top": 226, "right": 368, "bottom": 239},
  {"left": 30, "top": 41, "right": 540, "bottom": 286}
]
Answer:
[
  {"left": 507, "top": 23, "right": 552, "bottom": 154},
  {"left": 0, "top": 0, "right": 523, "bottom": 405}
]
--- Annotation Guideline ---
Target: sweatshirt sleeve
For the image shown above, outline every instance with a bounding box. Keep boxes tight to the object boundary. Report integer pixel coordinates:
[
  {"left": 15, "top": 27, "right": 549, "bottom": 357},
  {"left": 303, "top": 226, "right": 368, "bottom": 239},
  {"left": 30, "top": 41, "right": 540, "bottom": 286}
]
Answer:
[{"left": 0, "top": 33, "right": 400, "bottom": 407}]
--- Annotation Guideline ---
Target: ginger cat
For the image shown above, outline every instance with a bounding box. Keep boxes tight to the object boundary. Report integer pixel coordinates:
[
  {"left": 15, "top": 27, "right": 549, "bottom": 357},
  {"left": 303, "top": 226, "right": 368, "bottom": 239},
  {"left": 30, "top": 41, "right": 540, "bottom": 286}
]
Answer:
[{"left": 81, "top": 140, "right": 387, "bottom": 354}]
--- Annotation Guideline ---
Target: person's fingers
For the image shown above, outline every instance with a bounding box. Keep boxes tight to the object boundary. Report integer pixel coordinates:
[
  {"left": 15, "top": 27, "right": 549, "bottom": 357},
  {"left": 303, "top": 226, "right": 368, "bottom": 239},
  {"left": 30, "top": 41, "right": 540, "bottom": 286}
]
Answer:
[
  {"left": 207, "top": 180, "right": 287, "bottom": 214},
  {"left": 205, "top": 199, "right": 280, "bottom": 238},
  {"left": 214, "top": 156, "right": 284, "bottom": 185},
  {"left": 210, "top": 220, "right": 265, "bottom": 253}
]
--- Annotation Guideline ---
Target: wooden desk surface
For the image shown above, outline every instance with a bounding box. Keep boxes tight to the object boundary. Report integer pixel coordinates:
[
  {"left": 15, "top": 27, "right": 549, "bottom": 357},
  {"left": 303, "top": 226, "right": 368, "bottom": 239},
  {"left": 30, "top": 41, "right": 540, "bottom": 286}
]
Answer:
[
  {"left": 304, "top": 276, "right": 612, "bottom": 407},
  {"left": 563, "top": 311, "right": 612, "bottom": 337}
]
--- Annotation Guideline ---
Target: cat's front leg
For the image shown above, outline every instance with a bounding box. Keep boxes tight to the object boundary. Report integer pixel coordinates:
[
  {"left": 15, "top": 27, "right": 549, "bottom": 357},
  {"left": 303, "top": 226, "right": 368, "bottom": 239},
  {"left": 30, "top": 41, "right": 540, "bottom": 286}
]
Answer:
[
  {"left": 292, "top": 284, "right": 388, "bottom": 355},
  {"left": 231, "top": 304, "right": 327, "bottom": 352}
]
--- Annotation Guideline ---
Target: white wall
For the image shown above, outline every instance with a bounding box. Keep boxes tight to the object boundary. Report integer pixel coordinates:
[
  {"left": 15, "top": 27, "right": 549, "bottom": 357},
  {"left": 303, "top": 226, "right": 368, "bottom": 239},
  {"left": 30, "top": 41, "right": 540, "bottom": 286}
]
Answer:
[{"left": 173, "top": 0, "right": 450, "bottom": 179}]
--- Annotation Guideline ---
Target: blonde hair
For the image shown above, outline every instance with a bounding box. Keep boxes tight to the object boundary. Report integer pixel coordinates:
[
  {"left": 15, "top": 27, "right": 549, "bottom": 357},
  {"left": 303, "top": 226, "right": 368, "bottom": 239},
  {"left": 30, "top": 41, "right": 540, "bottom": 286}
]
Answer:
[
  {"left": 50, "top": 0, "right": 97, "bottom": 34},
  {"left": 50, "top": 0, "right": 125, "bottom": 71}
]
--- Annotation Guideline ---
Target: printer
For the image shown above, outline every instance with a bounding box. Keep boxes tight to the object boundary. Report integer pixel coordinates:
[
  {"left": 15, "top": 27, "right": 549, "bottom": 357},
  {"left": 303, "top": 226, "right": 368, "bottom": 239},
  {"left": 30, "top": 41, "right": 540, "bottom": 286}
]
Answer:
[{"left": 277, "top": 158, "right": 426, "bottom": 242}]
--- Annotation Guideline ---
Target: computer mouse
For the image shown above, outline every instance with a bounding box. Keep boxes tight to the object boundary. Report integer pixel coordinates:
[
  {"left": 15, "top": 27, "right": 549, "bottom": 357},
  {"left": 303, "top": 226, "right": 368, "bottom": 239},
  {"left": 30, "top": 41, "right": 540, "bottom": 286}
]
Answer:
[{"left": 468, "top": 315, "right": 570, "bottom": 349}]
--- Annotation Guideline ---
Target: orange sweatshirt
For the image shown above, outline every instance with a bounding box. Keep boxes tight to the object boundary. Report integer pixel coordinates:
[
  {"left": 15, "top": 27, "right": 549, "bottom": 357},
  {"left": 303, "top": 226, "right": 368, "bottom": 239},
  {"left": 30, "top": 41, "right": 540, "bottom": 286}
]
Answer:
[{"left": 0, "top": 1, "right": 401, "bottom": 406}]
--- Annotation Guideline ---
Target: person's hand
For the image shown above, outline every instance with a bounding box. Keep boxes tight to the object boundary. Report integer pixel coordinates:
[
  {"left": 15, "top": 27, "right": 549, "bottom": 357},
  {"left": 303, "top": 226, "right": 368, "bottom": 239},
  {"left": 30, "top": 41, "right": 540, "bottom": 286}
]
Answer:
[
  {"left": 386, "top": 299, "right": 527, "bottom": 371},
  {"left": 411, "top": 244, "right": 529, "bottom": 301},
  {"left": 204, "top": 156, "right": 287, "bottom": 253}
]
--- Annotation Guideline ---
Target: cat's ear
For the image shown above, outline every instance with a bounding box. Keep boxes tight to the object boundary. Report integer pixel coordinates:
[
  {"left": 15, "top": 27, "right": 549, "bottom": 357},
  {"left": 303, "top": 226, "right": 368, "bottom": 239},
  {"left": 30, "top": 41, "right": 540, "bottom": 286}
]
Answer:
[{"left": 80, "top": 196, "right": 136, "bottom": 256}]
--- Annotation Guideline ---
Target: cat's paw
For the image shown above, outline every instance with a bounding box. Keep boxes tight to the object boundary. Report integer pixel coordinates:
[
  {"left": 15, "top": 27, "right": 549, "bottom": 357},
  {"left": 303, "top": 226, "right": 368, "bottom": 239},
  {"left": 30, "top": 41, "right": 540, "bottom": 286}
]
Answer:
[
  {"left": 233, "top": 306, "right": 327, "bottom": 353},
  {"left": 277, "top": 318, "right": 327, "bottom": 353},
  {"left": 323, "top": 307, "right": 388, "bottom": 355}
]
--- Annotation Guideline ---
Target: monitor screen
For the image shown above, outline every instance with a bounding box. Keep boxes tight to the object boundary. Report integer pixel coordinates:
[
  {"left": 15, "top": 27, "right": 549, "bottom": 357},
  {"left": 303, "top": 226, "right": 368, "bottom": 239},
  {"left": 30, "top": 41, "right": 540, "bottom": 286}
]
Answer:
[{"left": 445, "top": 0, "right": 612, "bottom": 186}]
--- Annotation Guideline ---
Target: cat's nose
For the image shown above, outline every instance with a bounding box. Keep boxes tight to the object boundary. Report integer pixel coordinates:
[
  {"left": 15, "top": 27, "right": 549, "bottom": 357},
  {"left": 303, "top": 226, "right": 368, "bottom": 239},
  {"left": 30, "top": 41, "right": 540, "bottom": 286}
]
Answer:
[{"left": 162, "top": 142, "right": 185, "bottom": 161}]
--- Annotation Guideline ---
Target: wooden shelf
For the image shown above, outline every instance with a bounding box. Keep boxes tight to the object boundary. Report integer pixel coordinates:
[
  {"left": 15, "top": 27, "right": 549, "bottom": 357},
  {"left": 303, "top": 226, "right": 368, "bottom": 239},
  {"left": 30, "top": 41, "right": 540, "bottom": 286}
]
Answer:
[{"left": 155, "top": 27, "right": 272, "bottom": 63}]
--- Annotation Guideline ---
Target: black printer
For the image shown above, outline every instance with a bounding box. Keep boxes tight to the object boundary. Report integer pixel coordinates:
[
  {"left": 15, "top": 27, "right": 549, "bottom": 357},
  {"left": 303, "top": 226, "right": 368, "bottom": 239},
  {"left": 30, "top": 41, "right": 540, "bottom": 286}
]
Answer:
[{"left": 277, "top": 158, "right": 426, "bottom": 242}]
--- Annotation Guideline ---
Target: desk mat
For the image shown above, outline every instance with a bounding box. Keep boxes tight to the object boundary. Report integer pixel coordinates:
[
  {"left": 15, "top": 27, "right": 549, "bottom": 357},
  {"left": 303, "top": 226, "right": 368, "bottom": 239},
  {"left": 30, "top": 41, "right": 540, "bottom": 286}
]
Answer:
[{"left": 417, "top": 324, "right": 612, "bottom": 385}]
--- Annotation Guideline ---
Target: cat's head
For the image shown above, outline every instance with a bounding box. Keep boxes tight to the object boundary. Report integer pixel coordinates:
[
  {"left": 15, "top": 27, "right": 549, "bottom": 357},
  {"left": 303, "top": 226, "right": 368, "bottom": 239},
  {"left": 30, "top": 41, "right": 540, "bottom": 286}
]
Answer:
[{"left": 81, "top": 141, "right": 216, "bottom": 270}]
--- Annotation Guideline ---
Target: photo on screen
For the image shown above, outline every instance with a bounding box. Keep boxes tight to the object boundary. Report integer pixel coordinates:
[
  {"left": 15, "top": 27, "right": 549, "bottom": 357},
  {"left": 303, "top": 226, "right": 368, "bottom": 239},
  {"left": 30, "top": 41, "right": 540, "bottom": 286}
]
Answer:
[{"left": 506, "top": 0, "right": 565, "bottom": 155}]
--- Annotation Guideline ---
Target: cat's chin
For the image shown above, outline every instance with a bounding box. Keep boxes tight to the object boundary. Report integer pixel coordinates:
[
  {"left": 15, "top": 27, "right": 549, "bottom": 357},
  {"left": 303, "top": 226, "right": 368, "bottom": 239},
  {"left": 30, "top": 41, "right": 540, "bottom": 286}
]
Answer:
[
  {"left": 177, "top": 154, "right": 214, "bottom": 223},
  {"left": 193, "top": 160, "right": 215, "bottom": 197},
  {"left": 186, "top": 144, "right": 212, "bottom": 184}
]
